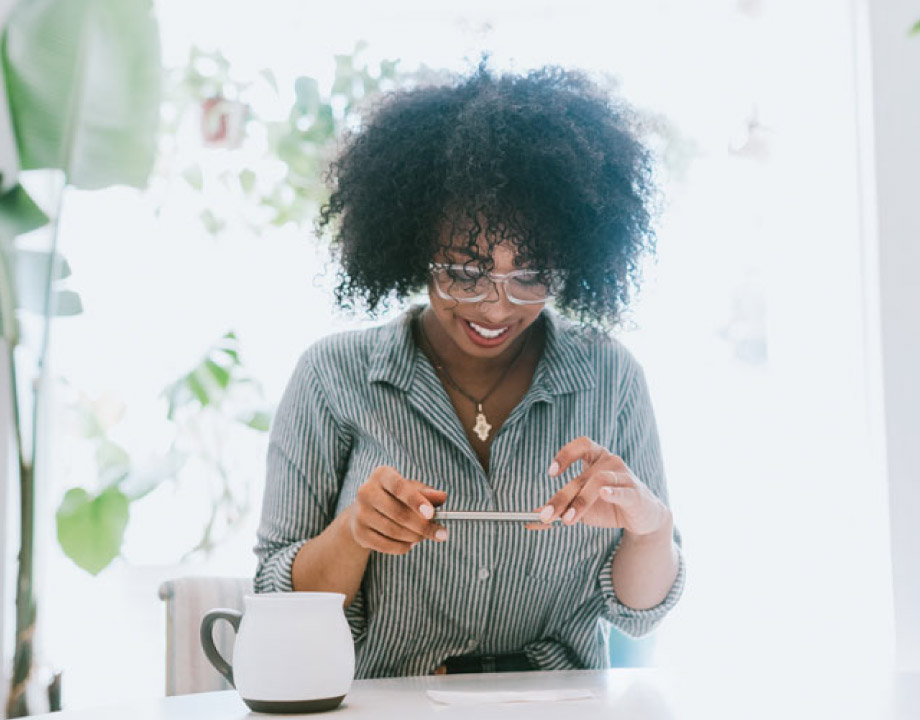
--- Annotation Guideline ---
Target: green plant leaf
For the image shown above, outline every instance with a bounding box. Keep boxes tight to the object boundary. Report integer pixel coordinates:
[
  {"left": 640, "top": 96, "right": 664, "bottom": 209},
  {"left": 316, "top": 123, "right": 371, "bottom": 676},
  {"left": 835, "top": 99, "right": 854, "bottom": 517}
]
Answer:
[
  {"left": 238, "top": 168, "right": 256, "bottom": 194},
  {"left": 911, "top": 19, "right": 920, "bottom": 35},
  {"left": 0, "top": 183, "right": 49, "bottom": 238},
  {"left": 199, "top": 208, "right": 224, "bottom": 235},
  {"left": 213, "top": 331, "right": 240, "bottom": 363},
  {"left": 2, "top": 0, "right": 162, "bottom": 189},
  {"left": 95, "top": 439, "right": 131, "bottom": 486},
  {"left": 238, "top": 410, "right": 271, "bottom": 432},
  {"left": 10, "top": 248, "right": 83, "bottom": 316},
  {"left": 185, "top": 370, "right": 210, "bottom": 406},
  {"left": 259, "top": 68, "right": 278, "bottom": 94},
  {"left": 293, "top": 76, "right": 321, "bottom": 115},
  {"left": 0, "top": 245, "right": 19, "bottom": 344},
  {"left": 181, "top": 164, "right": 203, "bottom": 191},
  {"left": 56, "top": 486, "right": 129, "bottom": 575},
  {"left": 52, "top": 289, "right": 82, "bottom": 315},
  {"left": 204, "top": 358, "right": 231, "bottom": 389}
]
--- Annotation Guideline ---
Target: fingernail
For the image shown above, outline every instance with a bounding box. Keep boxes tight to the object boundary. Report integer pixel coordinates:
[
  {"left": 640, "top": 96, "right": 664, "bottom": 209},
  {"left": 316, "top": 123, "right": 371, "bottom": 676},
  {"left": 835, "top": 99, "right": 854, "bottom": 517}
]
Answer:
[
  {"left": 419, "top": 504, "right": 434, "bottom": 519},
  {"left": 548, "top": 461, "right": 559, "bottom": 477},
  {"left": 601, "top": 486, "right": 613, "bottom": 495},
  {"left": 563, "top": 508, "right": 576, "bottom": 523},
  {"left": 539, "top": 506, "right": 554, "bottom": 523},
  {"left": 435, "top": 529, "right": 448, "bottom": 541}
]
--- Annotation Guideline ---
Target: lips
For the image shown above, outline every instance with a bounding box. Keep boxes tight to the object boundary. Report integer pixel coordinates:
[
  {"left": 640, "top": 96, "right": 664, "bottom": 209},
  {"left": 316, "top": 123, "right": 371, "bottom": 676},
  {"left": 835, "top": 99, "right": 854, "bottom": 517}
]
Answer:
[{"left": 462, "top": 319, "right": 513, "bottom": 347}]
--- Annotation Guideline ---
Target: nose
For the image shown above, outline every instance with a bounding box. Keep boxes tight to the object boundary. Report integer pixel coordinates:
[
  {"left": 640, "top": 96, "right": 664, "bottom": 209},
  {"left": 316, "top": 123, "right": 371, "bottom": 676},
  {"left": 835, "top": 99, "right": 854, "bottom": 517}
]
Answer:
[{"left": 477, "top": 279, "right": 515, "bottom": 320}]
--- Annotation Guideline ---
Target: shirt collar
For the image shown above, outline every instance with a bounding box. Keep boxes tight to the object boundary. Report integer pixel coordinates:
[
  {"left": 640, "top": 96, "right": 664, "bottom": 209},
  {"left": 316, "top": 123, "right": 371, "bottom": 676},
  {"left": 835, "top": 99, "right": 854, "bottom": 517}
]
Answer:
[{"left": 367, "top": 304, "right": 596, "bottom": 395}]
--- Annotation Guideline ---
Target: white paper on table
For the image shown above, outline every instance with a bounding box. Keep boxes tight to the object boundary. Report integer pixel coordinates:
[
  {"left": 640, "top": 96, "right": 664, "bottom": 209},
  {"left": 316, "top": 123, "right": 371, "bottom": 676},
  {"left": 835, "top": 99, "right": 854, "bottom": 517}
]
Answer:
[{"left": 426, "top": 688, "right": 595, "bottom": 706}]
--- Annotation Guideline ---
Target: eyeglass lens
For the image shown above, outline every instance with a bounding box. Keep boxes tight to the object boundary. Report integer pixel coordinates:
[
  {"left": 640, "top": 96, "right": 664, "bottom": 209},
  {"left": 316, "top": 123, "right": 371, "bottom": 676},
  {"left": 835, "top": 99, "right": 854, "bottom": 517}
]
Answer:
[{"left": 433, "top": 267, "right": 552, "bottom": 302}]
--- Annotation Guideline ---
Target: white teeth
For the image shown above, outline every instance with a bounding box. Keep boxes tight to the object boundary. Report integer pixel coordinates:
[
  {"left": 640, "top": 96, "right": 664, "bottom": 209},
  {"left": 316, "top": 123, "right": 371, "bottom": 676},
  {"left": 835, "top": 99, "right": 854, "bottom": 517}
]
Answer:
[{"left": 468, "top": 321, "right": 509, "bottom": 339}]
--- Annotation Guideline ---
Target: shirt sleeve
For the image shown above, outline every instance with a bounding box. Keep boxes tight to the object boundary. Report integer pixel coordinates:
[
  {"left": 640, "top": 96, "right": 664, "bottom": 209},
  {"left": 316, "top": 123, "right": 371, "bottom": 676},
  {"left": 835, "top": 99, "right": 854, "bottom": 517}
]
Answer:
[
  {"left": 598, "top": 357, "right": 686, "bottom": 637},
  {"left": 253, "top": 349, "right": 363, "bottom": 636}
]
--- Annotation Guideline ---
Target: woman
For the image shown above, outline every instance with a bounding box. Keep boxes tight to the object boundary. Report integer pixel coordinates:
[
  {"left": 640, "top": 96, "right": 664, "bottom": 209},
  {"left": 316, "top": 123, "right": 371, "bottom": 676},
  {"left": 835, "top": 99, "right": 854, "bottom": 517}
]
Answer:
[{"left": 255, "top": 63, "right": 684, "bottom": 677}]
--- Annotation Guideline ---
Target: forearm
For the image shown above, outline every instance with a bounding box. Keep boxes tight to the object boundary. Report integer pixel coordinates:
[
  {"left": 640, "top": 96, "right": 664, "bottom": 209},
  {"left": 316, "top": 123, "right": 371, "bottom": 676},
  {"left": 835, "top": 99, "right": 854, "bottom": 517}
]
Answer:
[
  {"left": 610, "top": 509, "right": 679, "bottom": 610},
  {"left": 291, "top": 506, "right": 371, "bottom": 606}
]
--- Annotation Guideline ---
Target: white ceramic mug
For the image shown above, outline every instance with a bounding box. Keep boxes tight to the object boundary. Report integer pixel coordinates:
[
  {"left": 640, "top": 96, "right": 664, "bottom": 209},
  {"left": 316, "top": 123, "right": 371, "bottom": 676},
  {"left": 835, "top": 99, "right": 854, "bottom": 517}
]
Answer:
[{"left": 201, "top": 592, "right": 355, "bottom": 714}]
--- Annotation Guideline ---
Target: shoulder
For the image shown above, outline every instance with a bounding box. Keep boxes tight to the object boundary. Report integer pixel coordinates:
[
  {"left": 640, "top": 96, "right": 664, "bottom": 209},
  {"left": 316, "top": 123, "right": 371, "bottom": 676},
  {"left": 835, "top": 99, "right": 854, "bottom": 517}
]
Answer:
[
  {"left": 290, "top": 310, "right": 412, "bottom": 388},
  {"left": 548, "top": 311, "right": 645, "bottom": 388},
  {"left": 291, "top": 325, "right": 380, "bottom": 384}
]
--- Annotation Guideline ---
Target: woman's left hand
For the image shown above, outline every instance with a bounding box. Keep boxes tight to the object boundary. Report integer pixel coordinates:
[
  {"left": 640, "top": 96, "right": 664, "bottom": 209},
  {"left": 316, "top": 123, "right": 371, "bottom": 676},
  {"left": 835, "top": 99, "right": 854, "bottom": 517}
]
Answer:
[{"left": 532, "top": 436, "right": 670, "bottom": 535}]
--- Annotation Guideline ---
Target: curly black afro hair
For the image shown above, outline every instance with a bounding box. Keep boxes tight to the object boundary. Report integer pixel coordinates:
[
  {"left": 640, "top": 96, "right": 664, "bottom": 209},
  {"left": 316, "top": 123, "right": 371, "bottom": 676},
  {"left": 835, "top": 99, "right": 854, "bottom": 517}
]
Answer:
[{"left": 316, "top": 61, "right": 658, "bottom": 326}]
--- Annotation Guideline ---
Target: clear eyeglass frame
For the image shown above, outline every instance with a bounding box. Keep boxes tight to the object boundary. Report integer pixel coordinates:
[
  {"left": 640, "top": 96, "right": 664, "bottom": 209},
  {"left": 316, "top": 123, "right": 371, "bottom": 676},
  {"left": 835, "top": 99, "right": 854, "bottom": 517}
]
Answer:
[{"left": 428, "top": 263, "right": 560, "bottom": 305}]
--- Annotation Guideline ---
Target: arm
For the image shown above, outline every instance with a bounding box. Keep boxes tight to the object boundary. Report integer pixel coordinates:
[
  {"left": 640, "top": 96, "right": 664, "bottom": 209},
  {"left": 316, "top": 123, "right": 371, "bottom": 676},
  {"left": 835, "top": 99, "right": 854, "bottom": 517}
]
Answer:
[
  {"left": 256, "top": 353, "right": 448, "bottom": 598},
  {"left": 291, "top": 506, "right": 370, "bottom": 605},
  {"left": 290, "top": 474, "right": 448, "bottom": 606},
  {"left": 254, "top": 354, "right": 352, "bottom": 596},
  {"left": 610, "top": 507, "right": 679, "bottom": 610},
  {"left": 537, "top": 357, "right": 684, "bottom": 627}
]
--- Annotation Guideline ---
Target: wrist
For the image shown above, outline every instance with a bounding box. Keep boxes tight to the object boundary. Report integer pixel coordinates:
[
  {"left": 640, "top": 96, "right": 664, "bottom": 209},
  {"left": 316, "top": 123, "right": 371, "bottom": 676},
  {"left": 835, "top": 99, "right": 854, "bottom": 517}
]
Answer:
[
  {"left": 338, "top": 505, "right": 372, "bottom": 557},
  {"left": 622, "top": 505, "right": 673, "bottom": 547}
]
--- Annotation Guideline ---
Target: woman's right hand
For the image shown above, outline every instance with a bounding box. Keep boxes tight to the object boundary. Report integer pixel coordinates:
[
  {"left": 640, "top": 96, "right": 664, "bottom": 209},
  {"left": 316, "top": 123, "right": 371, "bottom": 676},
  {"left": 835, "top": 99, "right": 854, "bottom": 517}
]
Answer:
[{"left": 347, "top": 466, "right": 449, "bottom": 554}]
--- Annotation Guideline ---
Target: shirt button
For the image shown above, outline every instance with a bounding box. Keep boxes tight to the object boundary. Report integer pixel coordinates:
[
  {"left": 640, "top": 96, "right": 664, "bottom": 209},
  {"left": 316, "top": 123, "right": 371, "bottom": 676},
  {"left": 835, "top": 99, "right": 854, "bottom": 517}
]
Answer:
[{"left": 478, "top": 567, "right": 491, "bottom": 581}]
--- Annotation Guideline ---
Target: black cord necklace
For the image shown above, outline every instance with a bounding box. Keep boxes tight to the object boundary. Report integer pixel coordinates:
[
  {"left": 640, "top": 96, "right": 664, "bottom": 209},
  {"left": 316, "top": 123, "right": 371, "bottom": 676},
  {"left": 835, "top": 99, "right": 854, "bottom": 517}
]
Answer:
[{"left": 417, "top": 315, "right": 530, "bottom": 442}]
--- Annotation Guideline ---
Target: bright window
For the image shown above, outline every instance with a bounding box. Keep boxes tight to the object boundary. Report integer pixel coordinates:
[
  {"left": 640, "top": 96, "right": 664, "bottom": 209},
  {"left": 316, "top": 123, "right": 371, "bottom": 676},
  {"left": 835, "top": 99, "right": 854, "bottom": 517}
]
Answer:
[{"left": 28, "top": 0, "right": 892, "bottom": 709}]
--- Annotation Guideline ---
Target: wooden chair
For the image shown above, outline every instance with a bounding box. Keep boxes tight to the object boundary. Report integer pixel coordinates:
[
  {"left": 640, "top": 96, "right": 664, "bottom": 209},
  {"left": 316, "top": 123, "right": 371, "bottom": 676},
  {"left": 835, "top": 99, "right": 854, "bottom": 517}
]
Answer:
[{"left": 157, "top": 576, "right": 252, "bottom": 695}]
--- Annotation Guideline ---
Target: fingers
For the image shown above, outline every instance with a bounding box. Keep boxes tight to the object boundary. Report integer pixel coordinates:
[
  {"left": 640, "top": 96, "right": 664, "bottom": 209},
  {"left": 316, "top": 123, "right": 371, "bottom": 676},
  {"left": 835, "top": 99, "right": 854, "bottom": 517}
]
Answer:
[
  {"left": 420, "top": 487, "right": 448, "bottom": 506},
  {"left": 562, "top": 471, "right": 629, "bottom": 524},
  {"left": 539, "top": 470, "right": 633, "bottom": 526},
  {"left": 352, "top": 467, "right": 449, "bottom": 553},
  {"left": 354, "top": 526, "right": 415, "bottom": 555},
  {"left": 547, "top": 436, "right": 603, "bottom": 477},
  {"left": 537, "top": 477, "right": 585, "bottom": 524},
  {"left": 378, "top": 468, "right": 441, "bottom": 520}
]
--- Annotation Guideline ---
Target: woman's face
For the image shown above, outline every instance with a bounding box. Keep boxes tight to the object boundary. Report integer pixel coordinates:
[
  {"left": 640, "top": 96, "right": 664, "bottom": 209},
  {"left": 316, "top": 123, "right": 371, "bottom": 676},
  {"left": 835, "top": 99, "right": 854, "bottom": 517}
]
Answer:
[{"left": 427, "top": 241, "right": 545, "bottom": 362}]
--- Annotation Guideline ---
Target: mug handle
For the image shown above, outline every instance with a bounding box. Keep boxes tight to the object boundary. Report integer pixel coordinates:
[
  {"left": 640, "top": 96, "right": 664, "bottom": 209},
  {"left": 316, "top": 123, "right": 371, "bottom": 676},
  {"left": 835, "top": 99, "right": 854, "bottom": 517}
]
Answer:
[{"left": 200, "top": 609, "right": 243, "bottom": 686}]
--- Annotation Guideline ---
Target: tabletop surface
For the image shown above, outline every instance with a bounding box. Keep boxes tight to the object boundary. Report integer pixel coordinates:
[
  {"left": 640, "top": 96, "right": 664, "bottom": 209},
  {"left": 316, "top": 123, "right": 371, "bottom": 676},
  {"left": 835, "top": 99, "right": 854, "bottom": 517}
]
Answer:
[{"left": 27, "top": 667, "right": 920, "bottom": 720}]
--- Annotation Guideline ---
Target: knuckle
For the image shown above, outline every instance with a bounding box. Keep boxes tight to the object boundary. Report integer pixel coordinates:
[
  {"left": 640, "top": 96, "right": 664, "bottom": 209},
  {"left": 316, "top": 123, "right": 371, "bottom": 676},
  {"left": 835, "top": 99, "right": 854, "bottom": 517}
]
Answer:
[
  {"left": 391, "top": 503, "right": 413, "bottom": 524},
  {"left": 369, "top": 465, "right": 391, "bottom": 483},
  {"left": 388, "top": 474, "right": 405, "bottom": 494}
]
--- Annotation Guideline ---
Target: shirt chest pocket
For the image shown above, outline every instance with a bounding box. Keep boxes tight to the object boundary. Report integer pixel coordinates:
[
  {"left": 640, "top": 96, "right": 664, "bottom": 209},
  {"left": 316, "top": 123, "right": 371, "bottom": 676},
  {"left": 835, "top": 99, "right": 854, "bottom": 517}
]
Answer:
[
  {"left": 521, "top": 525, "right": 615, "bottom": 582},
  {"left": 334, "top": 435, "right": 425, "bottom": 516}
]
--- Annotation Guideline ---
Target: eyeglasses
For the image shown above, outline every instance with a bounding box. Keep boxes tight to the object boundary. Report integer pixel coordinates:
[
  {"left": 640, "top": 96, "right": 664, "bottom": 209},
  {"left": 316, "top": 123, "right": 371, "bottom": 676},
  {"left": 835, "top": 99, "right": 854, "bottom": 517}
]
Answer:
[{"left": 429, "top": 263, "right": 561, "bottom": 305}]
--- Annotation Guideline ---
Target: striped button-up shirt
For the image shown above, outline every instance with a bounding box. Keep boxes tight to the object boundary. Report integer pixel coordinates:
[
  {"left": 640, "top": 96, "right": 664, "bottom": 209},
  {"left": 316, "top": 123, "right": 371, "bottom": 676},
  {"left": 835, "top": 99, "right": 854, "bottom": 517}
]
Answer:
[{"left": 255, "top": 304, "right": 685, "bottom": 678}]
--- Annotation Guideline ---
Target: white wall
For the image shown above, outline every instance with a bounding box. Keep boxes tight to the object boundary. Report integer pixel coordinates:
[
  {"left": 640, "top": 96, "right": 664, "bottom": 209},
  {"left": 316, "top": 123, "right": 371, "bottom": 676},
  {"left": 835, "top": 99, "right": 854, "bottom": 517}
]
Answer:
[{"left": 861, "top": 0, "right": 920, "bottom": 671}]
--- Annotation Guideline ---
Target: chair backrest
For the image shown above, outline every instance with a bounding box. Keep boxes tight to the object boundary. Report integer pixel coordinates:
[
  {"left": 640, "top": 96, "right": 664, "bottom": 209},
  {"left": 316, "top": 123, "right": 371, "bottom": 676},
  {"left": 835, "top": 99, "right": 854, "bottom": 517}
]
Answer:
[{"left": 158, "top": 576, "right": 252, "bottom": 696}]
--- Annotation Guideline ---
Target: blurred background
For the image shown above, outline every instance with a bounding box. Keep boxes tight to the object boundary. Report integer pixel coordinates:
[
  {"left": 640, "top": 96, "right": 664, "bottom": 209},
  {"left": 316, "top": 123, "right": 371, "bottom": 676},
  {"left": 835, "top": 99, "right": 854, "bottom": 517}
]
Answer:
[{"left": 0, "top": 0, "right": 918, "bottom": 715}]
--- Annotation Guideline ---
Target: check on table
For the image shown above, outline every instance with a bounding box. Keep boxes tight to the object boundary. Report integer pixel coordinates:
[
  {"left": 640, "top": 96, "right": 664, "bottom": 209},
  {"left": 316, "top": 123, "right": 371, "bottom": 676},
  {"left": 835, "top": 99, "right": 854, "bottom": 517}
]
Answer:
[{"left": 24, "top": 667, "right": 920, "bottom": 720}]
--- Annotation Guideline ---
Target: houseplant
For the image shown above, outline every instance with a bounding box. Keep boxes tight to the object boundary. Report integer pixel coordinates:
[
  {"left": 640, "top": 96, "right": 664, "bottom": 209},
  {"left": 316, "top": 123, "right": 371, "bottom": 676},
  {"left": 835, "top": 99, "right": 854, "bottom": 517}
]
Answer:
[{"left": 0, "top": 0, "right": 161, "bottom": 714}]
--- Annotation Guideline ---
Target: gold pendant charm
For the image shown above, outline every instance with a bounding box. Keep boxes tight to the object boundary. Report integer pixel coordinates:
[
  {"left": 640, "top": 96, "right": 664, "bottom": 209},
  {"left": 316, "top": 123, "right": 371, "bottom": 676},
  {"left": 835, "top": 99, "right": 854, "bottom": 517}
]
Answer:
[{"left": 472, "top": 405, "right": 492, "bottom": 442}]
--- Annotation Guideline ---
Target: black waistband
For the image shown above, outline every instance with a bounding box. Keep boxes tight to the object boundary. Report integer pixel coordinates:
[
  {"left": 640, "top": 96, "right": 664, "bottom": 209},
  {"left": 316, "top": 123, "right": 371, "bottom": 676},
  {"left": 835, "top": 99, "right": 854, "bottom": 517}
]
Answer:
[{"left": 441, "top": 652, "right": 535, "bottom": 674}]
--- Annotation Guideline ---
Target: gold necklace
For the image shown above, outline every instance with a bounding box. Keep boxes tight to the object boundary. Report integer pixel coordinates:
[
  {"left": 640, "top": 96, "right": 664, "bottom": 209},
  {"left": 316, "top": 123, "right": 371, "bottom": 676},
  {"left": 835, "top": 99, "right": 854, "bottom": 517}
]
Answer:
[{"left": 416, "top": 316, "right": 530, "bottom": 442}]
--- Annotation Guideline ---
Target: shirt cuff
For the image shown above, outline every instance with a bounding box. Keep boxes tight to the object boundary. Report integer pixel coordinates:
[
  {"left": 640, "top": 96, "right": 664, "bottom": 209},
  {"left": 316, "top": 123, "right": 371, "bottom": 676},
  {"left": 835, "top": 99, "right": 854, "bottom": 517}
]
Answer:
[
  {"left": 598, "top": 534, "right": 686, "bottom": 638},
  {"left": 253, "top": 539, "right": 308, "bottom": 593}
]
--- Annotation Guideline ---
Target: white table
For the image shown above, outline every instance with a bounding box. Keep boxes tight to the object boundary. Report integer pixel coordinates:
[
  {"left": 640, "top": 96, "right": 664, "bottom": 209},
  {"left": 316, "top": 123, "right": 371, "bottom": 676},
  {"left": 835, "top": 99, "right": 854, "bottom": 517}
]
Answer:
[{"left": 27, "top": 668, "right": 920, "bottom": 719}]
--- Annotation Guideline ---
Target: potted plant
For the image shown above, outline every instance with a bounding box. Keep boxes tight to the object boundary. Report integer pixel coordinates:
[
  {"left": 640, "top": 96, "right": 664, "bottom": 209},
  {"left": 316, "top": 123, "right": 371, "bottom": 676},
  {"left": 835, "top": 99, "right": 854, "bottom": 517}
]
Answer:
[{"left": 0, "top": 0, "right": 161, "bottom": 714}]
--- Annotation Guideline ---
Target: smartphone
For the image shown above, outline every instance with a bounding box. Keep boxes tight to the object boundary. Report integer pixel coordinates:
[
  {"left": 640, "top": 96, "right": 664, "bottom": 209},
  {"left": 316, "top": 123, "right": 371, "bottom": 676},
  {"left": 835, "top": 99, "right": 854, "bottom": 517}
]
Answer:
[{"left": 432, "top": 510, "right": 551, "bottom": 522}]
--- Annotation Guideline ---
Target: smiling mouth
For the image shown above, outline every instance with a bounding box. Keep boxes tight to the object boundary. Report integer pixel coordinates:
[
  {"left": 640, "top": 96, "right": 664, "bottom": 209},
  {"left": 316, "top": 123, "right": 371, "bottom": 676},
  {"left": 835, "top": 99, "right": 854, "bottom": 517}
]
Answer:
[{"left": 466, "top": 320, "right": 510, "bottom": 339}]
